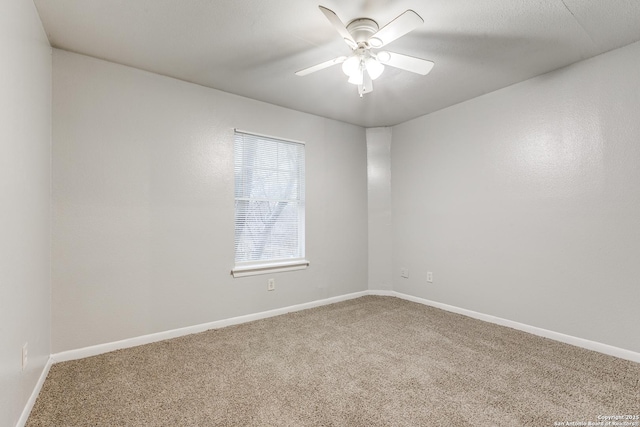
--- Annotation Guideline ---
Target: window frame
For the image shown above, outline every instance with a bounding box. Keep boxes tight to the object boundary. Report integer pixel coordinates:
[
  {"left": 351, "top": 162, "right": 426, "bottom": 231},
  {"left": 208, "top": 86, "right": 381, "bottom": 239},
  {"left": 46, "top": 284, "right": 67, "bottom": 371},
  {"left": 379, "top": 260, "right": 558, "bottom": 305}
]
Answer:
[{"left": 231, "top": 129, "right": 309, "bottom": 278}]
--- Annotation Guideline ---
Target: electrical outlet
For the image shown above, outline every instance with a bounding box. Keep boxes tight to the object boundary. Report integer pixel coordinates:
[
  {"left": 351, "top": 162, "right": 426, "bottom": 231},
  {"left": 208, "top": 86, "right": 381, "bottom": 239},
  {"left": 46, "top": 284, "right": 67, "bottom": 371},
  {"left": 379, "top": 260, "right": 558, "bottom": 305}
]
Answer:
[
  {"left": 427, "top": 272, "right": 433, "bottom": 283},
  {"left": 22, "top": 343, "right": 28, "bottom": 371},
  {"left": 267, "top": 278, "right": 275, "bottom": 291},
  {"left": 400, "top": 267, "right": 409, "bottom": 278}
]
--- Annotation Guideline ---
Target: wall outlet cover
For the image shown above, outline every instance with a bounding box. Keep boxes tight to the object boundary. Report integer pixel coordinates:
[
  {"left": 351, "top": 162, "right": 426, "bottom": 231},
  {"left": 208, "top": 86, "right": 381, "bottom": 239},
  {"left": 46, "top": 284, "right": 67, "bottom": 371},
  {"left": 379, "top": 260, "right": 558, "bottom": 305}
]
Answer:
[{"left": 22, "top": 342, "right": 28, "bottom": 371}]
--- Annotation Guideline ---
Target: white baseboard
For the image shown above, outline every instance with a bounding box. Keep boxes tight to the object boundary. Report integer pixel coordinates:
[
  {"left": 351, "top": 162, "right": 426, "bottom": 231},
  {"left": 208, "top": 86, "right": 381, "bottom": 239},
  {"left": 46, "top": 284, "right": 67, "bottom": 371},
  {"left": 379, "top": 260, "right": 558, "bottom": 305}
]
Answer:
[
  {"left": 379, "top": 291, "right": 640, "bottom": 364},
  {"left": 52, "top": 291, "right": 369, "bottom": 363},
  {"left": 24, "top": 289, "right": 639, "bottom": 426},
  {"left": 16, "top": 356, "right": 53, "bottom": 427},
  {"left": 51, "top": 289, "right": 640, "bottom": 365}
]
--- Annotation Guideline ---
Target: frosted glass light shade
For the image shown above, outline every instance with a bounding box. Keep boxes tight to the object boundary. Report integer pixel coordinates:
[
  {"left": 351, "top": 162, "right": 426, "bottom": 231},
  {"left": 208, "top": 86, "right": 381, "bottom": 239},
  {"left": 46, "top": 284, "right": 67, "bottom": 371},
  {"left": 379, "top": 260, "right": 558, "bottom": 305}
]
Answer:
[
  {"left": 342, "top": 55, "right": 361, "bottom": 77},
  {"left": 348, "top": 70, "right": 363, "bottom": 85},
  {"left": 365, "top": 57, "right": 384, "bottom": 80}
]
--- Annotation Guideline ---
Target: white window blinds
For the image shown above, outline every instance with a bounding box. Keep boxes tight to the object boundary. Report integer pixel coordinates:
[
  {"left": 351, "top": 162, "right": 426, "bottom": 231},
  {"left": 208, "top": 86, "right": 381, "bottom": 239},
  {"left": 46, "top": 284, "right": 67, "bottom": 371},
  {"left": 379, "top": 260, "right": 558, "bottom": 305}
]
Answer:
[{"left": 234, "top": 130, "right": 305, "bottom": 265}]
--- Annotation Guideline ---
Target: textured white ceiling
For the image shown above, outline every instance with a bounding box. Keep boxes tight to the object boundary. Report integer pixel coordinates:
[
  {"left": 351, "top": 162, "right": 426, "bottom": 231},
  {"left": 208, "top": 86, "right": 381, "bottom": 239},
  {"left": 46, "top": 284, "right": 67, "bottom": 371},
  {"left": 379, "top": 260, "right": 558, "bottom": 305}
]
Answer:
[{"left": 34, "top": 0, "right": 640, "bottom": 127}]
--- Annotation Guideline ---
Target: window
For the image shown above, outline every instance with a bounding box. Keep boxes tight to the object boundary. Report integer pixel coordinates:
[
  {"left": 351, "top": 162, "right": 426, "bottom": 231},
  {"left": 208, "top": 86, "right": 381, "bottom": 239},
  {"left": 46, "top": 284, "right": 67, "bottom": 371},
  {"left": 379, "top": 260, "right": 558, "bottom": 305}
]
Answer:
[{"left": 232, "top": 130, "right": 308, "bottom": 277}]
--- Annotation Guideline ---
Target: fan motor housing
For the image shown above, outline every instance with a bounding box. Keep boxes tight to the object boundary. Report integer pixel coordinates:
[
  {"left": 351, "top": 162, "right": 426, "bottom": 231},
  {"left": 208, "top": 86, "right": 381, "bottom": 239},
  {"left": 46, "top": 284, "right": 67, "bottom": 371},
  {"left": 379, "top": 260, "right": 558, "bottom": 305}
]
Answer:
[{"left": 346, "top": 18, "right": 379, "bottom": 43}]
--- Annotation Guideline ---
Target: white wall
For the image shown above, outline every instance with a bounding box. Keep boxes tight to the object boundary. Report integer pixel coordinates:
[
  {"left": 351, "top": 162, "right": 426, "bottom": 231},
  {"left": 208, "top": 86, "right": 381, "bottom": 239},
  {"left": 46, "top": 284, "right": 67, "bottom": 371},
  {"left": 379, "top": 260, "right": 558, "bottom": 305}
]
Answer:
[
  {"left": 366, "top": 127, "right": 393, "bottom": 291},
  {"left": 392, "top": 40, "right": 640, "bottom": 353},
  {"left": 0, "top": 0, "right": 51, "bottom": 426},
  {"left": 52, "top": 50, "right": 368, "bottom": 353}
]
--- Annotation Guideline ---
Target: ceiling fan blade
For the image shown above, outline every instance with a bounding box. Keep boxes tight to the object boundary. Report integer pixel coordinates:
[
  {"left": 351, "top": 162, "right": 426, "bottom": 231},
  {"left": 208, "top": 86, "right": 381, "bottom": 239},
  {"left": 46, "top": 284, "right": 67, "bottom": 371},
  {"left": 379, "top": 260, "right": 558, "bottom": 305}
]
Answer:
[
  {"left": 378, "top": 51, "right": 434, "bottom": 75},
  {"left": 319, "top": 6, "right": 357, "bottom": 49},
  {"left": 368, "top": 10, "right": 423, "bottom": 48},
  {"left": 295, "top": 56, "right": 347, "bottom": 76}
]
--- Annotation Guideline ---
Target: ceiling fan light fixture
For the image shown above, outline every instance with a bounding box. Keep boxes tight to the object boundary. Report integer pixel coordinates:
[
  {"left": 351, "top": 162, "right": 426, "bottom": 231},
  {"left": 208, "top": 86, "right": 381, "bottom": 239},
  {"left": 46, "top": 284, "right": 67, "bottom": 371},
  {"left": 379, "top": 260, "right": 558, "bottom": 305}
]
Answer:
[
  {"left": 348, "top": 68, "right": 364, "bottom": 85},
  {"left": 365, "top": 57, "right": 384, "bottom": 80},
  {"left": 297, "top": 6, "right": 431, "bottom": 97},
  {"left": 342, "top": 55, "right": 361, "bottom": 77}
]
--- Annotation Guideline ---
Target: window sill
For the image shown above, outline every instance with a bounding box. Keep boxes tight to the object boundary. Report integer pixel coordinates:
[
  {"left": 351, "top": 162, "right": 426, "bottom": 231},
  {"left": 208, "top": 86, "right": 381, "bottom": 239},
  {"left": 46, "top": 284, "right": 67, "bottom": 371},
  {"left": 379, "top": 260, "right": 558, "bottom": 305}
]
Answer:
[{"left": 231, "top": 260, "right": 310, "bottom": 278}]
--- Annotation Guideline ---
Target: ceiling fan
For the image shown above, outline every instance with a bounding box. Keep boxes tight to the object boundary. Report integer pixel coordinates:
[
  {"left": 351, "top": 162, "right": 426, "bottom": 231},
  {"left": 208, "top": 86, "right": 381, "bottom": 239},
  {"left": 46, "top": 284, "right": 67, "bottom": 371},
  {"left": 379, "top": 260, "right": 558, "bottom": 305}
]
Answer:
[{"left": 296, "top": 6, "right": 435, "bottom": 97}]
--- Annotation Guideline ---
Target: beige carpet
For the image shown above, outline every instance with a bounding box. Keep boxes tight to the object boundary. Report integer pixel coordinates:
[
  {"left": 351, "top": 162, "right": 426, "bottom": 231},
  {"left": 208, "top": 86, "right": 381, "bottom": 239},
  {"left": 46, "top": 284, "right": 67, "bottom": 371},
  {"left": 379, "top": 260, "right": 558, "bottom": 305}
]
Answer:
[{"left": 27, "top": 296, "right": 639, "bottom": 426}]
